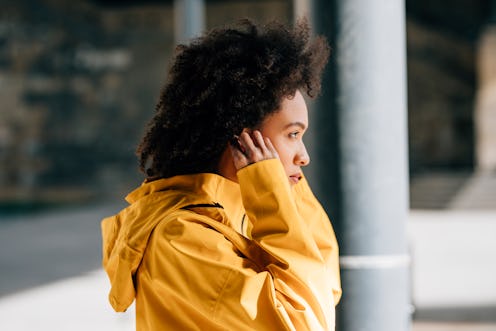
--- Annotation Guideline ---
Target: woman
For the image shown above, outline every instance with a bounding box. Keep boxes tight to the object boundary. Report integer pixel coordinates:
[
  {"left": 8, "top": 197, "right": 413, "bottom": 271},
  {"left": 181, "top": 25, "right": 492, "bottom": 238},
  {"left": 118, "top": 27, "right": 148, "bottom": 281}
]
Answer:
[{"left": 102, "top": 19, "right": 341, "bottom": 330}]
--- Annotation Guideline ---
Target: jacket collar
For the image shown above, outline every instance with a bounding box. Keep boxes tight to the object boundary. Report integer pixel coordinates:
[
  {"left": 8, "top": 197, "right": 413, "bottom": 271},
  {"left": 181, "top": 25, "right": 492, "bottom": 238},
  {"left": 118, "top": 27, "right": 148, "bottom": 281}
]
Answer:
[{"left": 125, "top": 172, "right": 245, "bottom": 231}]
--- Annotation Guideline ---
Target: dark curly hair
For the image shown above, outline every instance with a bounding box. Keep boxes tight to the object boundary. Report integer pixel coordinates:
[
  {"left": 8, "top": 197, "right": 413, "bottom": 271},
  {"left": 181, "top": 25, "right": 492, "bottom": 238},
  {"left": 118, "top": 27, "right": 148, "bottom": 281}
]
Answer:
[{"left": 137, "top": 19, "right": 329, "bottom": 179}]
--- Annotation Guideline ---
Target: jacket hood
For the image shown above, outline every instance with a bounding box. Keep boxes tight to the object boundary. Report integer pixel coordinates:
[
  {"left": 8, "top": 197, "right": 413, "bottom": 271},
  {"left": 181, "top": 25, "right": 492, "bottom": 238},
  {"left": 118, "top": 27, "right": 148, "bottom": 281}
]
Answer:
[{"left": 101, "top": 173, "right": 242, "bottom": 312}]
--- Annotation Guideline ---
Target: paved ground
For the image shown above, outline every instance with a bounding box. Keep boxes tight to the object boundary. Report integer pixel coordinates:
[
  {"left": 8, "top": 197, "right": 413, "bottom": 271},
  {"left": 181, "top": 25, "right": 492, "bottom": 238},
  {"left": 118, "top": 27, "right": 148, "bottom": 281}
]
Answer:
[
  {"left": 413, "top": 322, "right": 496, "bottom": 331},
  {"left": 409, "top": 210, "right": 496, "bottom": 309},
  {"left": 0, "top": 202, "right": 125, "bottom": 296},
  {"left": 408, "top": 210, "right": 496, "bottom": 331},
  {"left": 0, "top": 204, "right": 495, "bottom": 330}
]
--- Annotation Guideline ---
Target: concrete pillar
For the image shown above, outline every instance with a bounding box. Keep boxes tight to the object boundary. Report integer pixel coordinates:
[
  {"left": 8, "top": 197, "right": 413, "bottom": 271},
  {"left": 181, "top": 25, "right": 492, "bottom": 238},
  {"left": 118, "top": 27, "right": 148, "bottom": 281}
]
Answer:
[
  {"left": 475, "top": 24, "right": 496, "bottom": 172},
  {"left": 310, "top": 1, "right": 411, "bottom": 330},
  {"left": 173, "top": 0, "right": 205, "bottom": 44}
]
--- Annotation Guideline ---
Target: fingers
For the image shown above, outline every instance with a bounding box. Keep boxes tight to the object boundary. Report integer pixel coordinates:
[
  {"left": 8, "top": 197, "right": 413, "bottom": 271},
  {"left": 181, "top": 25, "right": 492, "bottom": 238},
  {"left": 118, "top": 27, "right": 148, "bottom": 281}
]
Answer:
[
  {"left": 264, "top": 137, "right": 279, "bottom": 158},
  {"left": 239, "top": 131, "right": 258, "bottom": 158},
  {"left": 239, "top": 130, "right": 274, "bottom": 161},
  {"left": 229, "top": 130, "right": 278, "bottom": 171},
  {"left": 229, "top": 142, "right": 248, "bottom": 170},
  {"left": 252, "top": 131, "right": 274, "bottom": 158}
]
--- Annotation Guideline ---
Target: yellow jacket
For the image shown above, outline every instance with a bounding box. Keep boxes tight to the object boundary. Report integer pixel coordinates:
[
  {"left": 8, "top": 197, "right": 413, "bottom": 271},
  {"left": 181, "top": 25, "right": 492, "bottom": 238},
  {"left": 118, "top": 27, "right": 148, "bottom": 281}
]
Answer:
[{"left": 102, "top": 159, "right": 341, "bottom": 330}]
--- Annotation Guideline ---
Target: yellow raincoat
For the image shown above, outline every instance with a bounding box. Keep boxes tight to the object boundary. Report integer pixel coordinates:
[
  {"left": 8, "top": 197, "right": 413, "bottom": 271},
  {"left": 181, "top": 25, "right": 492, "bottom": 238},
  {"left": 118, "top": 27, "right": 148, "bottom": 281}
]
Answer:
[{"left": 102, "top": 159, "right": 341, "bottom": 330}]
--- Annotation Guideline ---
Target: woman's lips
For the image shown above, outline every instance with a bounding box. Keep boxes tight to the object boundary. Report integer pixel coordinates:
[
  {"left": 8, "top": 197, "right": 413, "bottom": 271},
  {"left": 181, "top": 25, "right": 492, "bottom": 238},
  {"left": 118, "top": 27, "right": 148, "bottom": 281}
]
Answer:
[{"left": 289, "top": 174, "right": 302, "bottom": 184}]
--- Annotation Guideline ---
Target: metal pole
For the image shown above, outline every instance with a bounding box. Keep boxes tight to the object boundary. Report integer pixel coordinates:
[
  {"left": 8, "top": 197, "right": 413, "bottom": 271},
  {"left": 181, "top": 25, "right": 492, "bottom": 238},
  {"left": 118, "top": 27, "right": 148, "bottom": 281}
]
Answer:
[
  {"left": 310, "top": 1, "right": 411, "bottom": 330},
  {"left": 173, "top": 0, "right": 205, "bottom": 44}
]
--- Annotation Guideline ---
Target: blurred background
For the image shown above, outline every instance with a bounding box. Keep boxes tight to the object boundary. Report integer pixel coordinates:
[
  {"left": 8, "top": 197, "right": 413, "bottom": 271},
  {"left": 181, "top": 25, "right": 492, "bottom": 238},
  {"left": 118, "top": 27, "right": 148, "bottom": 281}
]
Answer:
[{"left": 0, "top": 0, "right": 495, "bottom": 330}]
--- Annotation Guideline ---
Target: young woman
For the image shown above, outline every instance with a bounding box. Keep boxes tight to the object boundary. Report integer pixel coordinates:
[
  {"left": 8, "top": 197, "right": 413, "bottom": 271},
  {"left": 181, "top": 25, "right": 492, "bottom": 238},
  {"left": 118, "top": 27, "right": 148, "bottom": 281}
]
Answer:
[{"left": 102, "top": 19, "right": 341, "bottom": 330}]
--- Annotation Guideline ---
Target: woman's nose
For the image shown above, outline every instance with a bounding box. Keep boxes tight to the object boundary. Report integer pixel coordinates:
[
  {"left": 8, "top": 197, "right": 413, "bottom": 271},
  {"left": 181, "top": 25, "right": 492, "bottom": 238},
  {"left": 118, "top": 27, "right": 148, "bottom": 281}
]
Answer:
[{"left": 295, "top": 143, "right": 310, "bottom": 166}]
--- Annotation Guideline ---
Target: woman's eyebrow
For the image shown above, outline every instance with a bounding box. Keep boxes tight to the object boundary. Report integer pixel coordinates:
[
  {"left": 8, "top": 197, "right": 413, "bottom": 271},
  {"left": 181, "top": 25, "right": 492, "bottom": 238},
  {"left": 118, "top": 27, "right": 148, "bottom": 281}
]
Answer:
[{"left": 283, "top": 122, "right": 307, "bottom": 130}]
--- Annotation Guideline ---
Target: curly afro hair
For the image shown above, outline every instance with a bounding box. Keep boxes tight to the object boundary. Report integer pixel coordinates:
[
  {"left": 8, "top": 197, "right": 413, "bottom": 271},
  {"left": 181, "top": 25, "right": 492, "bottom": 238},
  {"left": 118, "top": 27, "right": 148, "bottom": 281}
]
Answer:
[{"left": 137, "top": 19, "right": 329, "bottom": 179}]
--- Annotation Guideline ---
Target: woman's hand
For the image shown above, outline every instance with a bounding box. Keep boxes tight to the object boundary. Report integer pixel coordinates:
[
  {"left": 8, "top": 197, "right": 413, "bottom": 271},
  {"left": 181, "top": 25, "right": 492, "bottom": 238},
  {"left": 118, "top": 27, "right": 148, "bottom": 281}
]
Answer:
[{"left": 229, "top": 130, "right": 279, "bottom": 170}]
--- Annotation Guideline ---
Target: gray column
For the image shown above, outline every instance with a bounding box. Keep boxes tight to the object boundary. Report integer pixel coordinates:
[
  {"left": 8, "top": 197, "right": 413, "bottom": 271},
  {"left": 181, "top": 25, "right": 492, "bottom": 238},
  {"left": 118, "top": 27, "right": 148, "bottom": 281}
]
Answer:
[
  {"left": 173, "top": 0, "right": 205, "bottom": 44},
  {"left": 310, "top": 1, "right": 411, "bottom": 330}
]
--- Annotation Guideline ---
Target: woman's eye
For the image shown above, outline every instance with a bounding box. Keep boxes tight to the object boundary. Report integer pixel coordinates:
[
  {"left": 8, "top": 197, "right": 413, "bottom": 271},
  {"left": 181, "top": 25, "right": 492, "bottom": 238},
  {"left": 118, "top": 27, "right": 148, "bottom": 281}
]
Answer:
[{"left": 289, "top": 131, "right": 300, "bottom": 139}]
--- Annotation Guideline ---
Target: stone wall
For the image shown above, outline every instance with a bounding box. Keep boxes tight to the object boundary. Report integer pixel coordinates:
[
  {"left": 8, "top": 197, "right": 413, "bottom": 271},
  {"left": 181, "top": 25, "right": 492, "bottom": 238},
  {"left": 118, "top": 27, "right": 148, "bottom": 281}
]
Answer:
[{"left": 0, "top": 0, "right": 176, "bottom": 205}]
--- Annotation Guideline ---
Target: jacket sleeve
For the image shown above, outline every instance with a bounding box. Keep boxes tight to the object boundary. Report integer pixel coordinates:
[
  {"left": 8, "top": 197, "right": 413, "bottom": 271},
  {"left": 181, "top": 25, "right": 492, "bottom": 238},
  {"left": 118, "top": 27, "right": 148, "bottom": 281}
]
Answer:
[
  {"left": 292, "top": 174, "right": 342, "bottom": 306},
  {"left": 236, "top": 158, "right": 341, "bottom": 330}
]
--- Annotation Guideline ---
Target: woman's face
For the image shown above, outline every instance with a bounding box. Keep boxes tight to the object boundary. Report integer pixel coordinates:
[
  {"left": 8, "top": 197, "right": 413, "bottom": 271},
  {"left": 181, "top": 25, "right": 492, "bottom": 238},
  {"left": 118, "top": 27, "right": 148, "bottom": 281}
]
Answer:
[{"left": 259, "top": 90, "right": 310, "bottom": 185}]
